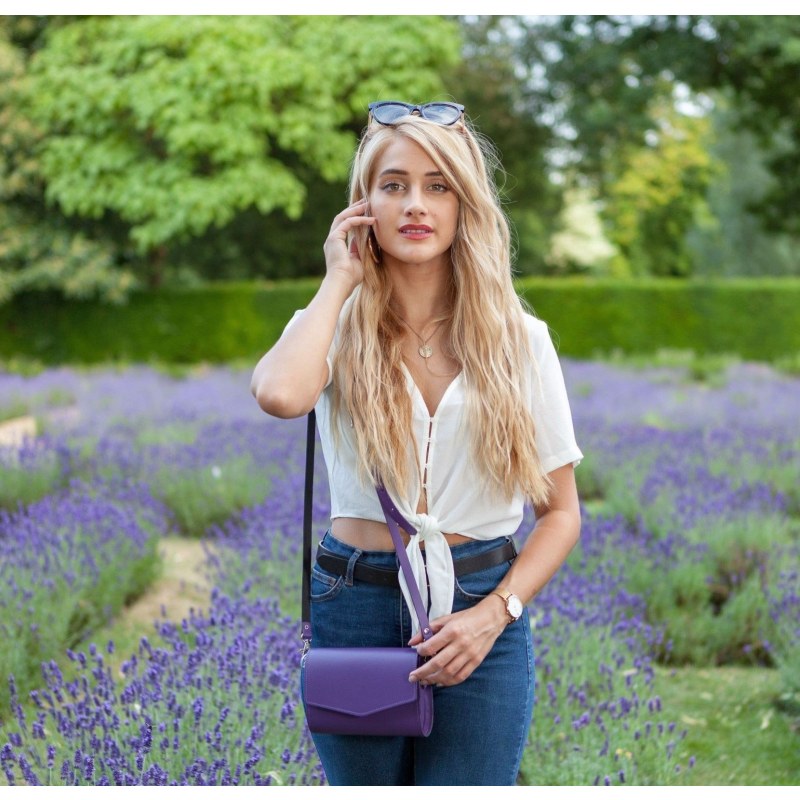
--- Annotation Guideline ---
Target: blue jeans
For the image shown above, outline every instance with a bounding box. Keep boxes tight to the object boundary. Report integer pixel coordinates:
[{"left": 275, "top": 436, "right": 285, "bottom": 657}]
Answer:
[{"left": 305, "top": 531, "right": 535, "bottom": 786}]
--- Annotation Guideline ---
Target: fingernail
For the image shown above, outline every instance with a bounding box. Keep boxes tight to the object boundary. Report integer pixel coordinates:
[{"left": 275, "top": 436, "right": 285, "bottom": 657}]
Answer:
[{"left": 408, "top": 675, "right": 418, "bottom": 683}]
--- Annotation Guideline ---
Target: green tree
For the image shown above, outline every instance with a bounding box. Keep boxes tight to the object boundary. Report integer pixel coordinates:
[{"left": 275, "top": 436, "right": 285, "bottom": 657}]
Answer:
[
  {"left": 11, "top": 15, "right": 459, "bottom": 292},
  {"left": 516, "top": 15, "right": 800, "bottom": 236},
  {"left": 443, "top": 16, "right": 560, "bottom": 274},
  {"left": 0, "top": 17, "right": 129, "bottom": 303},
  {"left": 686, "top": 94, "right": 800, "bottom": 277},
  {"left": 604, "top": 98, "right": 716, "bottom": 277}
]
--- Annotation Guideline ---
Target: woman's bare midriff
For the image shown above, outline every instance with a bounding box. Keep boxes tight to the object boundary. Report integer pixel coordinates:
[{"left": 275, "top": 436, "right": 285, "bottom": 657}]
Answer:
[{"left": 331, "top": 517, "right": 472, "bottom": 551}]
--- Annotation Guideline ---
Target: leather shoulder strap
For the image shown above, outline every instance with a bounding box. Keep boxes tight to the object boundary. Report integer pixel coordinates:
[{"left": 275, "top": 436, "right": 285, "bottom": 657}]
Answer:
[{"left": 300, "top": 412, "right": 432, "bottom": 643}]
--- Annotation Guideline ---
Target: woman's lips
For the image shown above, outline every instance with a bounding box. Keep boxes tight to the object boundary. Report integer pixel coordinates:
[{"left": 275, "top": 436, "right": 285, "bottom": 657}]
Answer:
[{"left": 399, "top": 225, "right": 433, "bottom": 239}]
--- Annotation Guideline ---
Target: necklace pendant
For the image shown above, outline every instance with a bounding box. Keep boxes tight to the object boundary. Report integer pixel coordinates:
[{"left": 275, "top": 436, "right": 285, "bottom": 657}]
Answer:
[{"left": 418, "top": 344, "right": 433, "bottom": 359}]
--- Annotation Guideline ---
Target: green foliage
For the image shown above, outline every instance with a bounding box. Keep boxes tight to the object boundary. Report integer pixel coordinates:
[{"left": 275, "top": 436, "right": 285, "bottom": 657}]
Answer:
[
  {"left": 24, "top": 16, "right": 460, "bottom": 256},
  {"left": 0, "top": 20, "right": 134, "bottom": 304},
  {"left": 706, "top": 17, "right": 800, "bottom": 234},
  {"left": 0, "top": 280, "right": 320, "bottom": 363},
  {"left": 443, "top": 17, "right": 561, "bottom": 275},
  {"left": 604, "top": 100, "right": 717, "bottom": 277},
  {"left": 687, "top": 96, "right": 800, "bottom": 277},
  {"left": 2, "top": 278, "right": 800, "bottom": 364},
  {"left": 0, "top": 447, "right": 67, "bottom": 508},
  {"left": 517, "top": 15, "right": 800, "bottom": 236},
  {"left": 625, "top": 544, "right": 779, "bottom": 667},
  {"left": 1, "top": 16, "right": 460, "bottom": 299},
  {"left": 517, "top": 277, "right": 800, "bottom": 361},
  {"left": 150, "top": 457, "right": 275, "bottom": 538}
]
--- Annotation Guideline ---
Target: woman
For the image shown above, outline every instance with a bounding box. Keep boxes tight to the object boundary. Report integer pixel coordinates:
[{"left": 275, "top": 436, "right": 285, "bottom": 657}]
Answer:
[{"left": 250, "top": 101, "right": 583, "bottom": 786}]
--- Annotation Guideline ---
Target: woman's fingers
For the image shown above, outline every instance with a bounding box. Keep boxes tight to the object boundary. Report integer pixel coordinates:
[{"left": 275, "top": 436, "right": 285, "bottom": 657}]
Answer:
[
  {"left": 415, "top": 644, "right": 475, "bottom": 687},
  {"left": 329, "top": 199, "right": 372, "bottom": 233},
  {"left": 409, "top": 605, "right": 505, "bottom": 686},
  {"left": 322, "top": 200, "right": 376, "bottom": 285}
]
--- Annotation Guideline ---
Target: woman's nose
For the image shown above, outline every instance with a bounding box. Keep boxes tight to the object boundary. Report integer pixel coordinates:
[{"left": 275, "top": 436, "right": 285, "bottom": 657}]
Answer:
[{"left": 404, "top": 187, "right": 427, "bottom": 216}]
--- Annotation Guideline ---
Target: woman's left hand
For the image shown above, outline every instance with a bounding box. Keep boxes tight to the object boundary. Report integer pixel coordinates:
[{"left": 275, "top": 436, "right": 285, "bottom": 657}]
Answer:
[{"left": 407, "top": 598, "right": 508, "bottom": 687}]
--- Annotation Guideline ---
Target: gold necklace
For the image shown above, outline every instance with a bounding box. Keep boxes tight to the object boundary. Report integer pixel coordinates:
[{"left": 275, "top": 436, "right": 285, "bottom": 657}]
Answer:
[{"left": 397, "top": 316, "right": 445, "bottom": 359}]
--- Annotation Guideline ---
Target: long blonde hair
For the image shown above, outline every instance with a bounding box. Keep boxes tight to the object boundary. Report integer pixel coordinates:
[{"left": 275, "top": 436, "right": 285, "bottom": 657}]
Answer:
[{"left": 332, "top": 115, "right": 552, "bottom": 507}]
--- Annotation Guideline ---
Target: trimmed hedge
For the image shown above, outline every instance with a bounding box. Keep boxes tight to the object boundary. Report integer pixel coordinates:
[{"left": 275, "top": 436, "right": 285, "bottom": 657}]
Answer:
[
  {"left": 2, "top": 278, "right": 799, "bottom": 363},
  {"left": 516, "top": 278, "right": 800, "bottom": 360}
]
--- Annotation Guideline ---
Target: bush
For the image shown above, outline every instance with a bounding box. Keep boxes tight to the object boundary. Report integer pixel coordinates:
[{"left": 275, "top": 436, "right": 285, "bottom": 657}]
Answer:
[{"left": 2, "top": 278, "right": 800, "bottom": 363}]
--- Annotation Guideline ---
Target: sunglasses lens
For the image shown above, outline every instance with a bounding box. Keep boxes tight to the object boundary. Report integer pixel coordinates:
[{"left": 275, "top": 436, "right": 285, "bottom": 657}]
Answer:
[
  {"left": 421, "top": 103, "right": 462, "bottom": 125},
  {"left": 371, "top": 103, "right": 413, "bottom": 125},
  {"left": 370, "top": 102, "right": 464, "bottom": 126}
]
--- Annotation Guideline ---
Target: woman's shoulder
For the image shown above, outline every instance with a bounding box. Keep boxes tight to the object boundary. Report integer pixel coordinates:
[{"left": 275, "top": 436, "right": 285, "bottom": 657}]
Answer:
[{"left": 520, "top": 312, "right": 553, "bottom": 351}]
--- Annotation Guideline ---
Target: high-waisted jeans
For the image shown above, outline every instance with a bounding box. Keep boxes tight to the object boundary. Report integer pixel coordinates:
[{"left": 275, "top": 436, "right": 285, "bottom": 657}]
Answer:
[{"left": 304, "top": 531, "right": 535, "bottom": 786}]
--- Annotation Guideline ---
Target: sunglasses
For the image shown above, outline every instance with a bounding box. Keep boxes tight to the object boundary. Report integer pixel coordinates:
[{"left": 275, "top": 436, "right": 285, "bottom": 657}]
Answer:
[{"left": 368, "top": 101, "right": 465, "bottom": 126}]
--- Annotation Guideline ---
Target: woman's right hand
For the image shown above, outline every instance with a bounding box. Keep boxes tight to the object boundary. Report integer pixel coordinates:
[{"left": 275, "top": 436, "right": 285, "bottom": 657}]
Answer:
[{"left": 323, "top": 200, "right": 375, "bottom": 292}]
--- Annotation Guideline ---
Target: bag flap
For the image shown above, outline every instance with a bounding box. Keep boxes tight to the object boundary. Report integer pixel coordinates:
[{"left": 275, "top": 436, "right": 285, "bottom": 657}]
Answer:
[{"left": 303, "top": 647, "right": 420, "bottom": 717}]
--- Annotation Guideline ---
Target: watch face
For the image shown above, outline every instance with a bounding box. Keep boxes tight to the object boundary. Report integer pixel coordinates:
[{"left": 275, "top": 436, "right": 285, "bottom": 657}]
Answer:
[{"left": 508, "top": 595, "right": 524, "bottom": 620}]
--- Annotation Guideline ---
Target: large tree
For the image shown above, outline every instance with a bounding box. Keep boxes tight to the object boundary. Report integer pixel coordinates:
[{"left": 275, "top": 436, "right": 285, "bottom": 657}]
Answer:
[
  {"left": 2, "top": 15, "right": 460, "bottom": 296},
  {"left": 1, "top": 17, "right": 127, "bottom": 303}
]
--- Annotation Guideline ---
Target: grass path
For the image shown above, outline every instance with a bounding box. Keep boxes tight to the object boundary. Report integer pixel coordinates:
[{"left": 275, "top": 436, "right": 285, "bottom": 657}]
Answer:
[{"left": 655, "top": 665, "right": 800, "bottom": 785}]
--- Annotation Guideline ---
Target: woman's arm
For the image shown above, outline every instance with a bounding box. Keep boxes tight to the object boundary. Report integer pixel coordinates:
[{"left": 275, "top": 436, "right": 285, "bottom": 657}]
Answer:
[
  {"left": 250, "top": 200, "right": 374, "bottom": 418},
  {"left": 493, "top": 463, "right": 581, "bottom": 607},
  {"left": 409, "top": 463, "right": 581, "bottom": 686}
]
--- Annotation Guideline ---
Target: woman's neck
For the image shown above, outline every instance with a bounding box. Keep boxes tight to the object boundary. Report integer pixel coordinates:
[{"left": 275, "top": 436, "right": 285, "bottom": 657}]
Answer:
[{"left": 387, "top": 260, "right": 453, "bottom": 327}]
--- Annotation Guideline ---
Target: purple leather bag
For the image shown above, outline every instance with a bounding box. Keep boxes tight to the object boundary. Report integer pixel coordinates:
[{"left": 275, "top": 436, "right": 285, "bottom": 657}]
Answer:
[
  {"left": 299, "top": 412, "right": 434, "bottom": 737},
  {"left": 302, "top": 648, "right": 433, "bottom": 736}
]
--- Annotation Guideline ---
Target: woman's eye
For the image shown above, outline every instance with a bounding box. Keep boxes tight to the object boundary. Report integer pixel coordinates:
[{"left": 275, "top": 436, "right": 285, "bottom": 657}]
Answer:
[
  {"left": 429, "top": 182, "right": 449, "bottom": 192},
  {"left": 381, "top": 182, "right": 404, "bottom": 192}
]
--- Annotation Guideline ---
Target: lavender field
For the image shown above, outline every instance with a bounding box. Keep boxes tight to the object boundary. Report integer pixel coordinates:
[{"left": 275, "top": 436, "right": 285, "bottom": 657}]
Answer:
[{"left": 0, "top": 356, "right": 798, "bottom": 785}]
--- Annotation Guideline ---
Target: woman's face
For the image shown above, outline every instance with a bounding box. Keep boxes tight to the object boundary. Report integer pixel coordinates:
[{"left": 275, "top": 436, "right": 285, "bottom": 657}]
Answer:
[{"left": 368, "top": 137, "right": 459, "bottom": 271}]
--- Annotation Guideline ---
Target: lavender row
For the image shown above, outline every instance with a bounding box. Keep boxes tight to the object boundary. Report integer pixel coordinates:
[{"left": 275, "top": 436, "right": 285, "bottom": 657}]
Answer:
[{"left": 0, "top": 478, "right": 170, "bottom": 717}]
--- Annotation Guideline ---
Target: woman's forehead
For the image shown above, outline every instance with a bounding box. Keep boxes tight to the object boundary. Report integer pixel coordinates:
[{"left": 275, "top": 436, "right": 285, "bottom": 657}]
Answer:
[{"left": 372, "top": 137, "right": 441, "bottom": 177}]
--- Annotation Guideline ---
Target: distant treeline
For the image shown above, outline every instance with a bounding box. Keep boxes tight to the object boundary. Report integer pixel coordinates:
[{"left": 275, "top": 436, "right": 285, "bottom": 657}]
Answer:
[{"left": 2, "top": 16, "right": 800, "bottom": 306}]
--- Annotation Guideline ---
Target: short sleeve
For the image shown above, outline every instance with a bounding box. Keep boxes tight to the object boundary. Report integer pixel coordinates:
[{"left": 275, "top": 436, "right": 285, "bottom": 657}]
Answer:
[
  {"left": 524, "top": 315, "right": 583, "bottom": 474},
  {"left": 282, "top": 309, "right": 336, "bottom": 390}
]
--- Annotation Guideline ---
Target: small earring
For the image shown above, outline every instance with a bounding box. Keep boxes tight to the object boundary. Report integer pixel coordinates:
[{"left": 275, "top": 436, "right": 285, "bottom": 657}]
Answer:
[{"left": 367, "top": 230, "right": 382, "bottom": 264}]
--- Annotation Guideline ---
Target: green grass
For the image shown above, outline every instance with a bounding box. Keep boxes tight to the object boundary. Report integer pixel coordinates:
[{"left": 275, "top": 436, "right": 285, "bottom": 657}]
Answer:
[
  {"left": 653, "top": 665, "right": 800, "bottom": 785},
  {"left": 0, "top": 398, "right": 30, "bottom": 423},
  {"left": 0, "top": 455, "right": 68, "bottom": 509},
  {"left": 151, "top": 457, "right": 276, "bottom": 537},
  {"left": 603, "top": 348, "right": 742, "bottom": 384}
]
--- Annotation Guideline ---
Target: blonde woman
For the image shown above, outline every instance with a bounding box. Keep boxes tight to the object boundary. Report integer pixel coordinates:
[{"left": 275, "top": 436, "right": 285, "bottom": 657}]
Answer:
[{"left": 251, "top": 101, "right": 583, "bottom": 786}]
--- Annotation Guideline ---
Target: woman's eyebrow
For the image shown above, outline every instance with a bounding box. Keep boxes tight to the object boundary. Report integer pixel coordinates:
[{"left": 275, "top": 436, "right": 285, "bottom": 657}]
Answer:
[{"left": 378, "top": 169, "right": 444, "bottom": 178}]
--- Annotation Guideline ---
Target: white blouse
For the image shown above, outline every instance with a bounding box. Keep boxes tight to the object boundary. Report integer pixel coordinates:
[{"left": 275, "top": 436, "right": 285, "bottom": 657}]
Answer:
[{"left": 285, "top": 308, "right": 583, "bottom": 632}]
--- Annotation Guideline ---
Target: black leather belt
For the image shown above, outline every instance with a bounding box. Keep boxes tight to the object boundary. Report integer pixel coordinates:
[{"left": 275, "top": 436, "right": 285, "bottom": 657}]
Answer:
[{"left": 315, "top": 538, "right": 517, "bottom": 588}]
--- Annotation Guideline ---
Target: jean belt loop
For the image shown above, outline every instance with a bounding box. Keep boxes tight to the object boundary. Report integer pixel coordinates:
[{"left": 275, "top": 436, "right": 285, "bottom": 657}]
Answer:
[{"left": 345, "top": 548, "right": 363, "bottom": 587}]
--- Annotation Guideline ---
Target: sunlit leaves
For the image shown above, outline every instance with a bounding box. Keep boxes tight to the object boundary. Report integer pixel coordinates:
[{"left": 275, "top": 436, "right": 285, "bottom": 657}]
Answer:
[{"left": 24, "top": 16, "right": 460, "bottom": 254}]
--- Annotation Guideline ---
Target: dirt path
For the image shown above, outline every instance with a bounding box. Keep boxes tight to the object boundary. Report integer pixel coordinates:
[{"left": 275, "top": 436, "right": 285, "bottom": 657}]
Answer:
[
  {"left": 101, "top": 536, "right": 217, "bottom": 676},
  {"left": 126, "top": 536, "right": 215, "bottom": 627}
]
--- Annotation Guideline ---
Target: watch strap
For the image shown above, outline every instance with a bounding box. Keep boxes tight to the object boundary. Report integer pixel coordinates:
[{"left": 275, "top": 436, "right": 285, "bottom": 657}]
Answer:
[{"left": 491, "top": 589, "right": 521, "bottom": 623}]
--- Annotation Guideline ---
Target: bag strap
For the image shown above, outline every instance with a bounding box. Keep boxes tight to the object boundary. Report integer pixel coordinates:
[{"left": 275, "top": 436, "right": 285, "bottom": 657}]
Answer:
[
  {"left": 300, "top": 411, "right": 316, "bottom": 643},
  {"left": 300, "top": 411, "right": 432, "bottom": 643}
]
